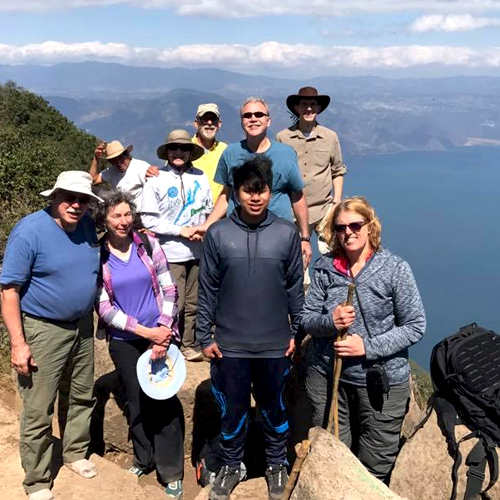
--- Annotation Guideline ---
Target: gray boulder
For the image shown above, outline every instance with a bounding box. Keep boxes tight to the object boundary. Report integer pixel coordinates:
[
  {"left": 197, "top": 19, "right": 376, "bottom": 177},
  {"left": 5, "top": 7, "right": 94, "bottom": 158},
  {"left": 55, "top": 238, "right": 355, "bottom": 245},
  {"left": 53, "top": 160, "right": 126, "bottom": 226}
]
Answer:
[{"left": 291, "top": 427, "right": 408, "bottom": 500}]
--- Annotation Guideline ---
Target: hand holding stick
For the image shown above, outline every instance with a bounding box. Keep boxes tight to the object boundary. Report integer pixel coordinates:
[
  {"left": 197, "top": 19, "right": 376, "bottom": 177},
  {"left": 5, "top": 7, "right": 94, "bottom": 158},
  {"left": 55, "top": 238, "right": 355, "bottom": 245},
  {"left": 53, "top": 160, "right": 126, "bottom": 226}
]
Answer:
[{"left": 327, "top": 283, "right": 356, "bottom": 437}]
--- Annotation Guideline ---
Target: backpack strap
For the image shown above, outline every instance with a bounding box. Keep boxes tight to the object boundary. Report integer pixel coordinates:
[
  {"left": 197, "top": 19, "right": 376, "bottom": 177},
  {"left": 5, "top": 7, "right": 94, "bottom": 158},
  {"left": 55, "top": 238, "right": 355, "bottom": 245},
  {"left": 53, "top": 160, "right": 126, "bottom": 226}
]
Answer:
[
  {"left": 465, "top": 433, "right": 499, "bottom": 500},
  {"left": 137, "top": 232, "right": 153, "bottom": 258},
  {"left": 434, "top": 395, "right": 461, "bottom": 500}
]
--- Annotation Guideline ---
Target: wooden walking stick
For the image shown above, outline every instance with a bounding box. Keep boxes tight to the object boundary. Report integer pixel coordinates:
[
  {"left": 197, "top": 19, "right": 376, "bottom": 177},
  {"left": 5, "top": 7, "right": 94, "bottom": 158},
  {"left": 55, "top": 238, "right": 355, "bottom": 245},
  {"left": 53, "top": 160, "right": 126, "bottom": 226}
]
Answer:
[
  {"left": 281, "top": 439, "right": 311, "bottom": 500},
  {"left": 326, "top": 282, "right": 356, "bottom": 437}
]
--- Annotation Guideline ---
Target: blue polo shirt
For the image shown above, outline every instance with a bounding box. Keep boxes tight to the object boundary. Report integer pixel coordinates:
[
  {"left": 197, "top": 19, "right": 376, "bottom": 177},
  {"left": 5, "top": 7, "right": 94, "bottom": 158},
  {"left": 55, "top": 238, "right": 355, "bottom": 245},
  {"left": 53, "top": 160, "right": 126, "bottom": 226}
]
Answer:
[
  {"left": 0, "top": 208, "right": 100, "bottom": 322},
  {"left": 214, "top": 140, "right": 304, "bottom": 221}
]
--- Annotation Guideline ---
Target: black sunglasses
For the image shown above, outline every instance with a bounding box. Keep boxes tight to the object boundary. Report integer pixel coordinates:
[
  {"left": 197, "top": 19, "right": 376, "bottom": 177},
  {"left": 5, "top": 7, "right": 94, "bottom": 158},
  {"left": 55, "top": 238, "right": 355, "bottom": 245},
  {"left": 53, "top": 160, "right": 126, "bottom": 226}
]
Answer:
[
  {"left": 198, "top": 114, "right": 219, "bottom": 124},
  {"left": 241, "top": 111, "right": 268, "bottom": 119},
  {"left": 334, "top": 221, "right": 368, "bottom": 233},
  {"left": 167, "top": 144, "right": 192, "bottom": 152},
  {"left": 61, "top": 192, "right": 91, "bottom": 204}
]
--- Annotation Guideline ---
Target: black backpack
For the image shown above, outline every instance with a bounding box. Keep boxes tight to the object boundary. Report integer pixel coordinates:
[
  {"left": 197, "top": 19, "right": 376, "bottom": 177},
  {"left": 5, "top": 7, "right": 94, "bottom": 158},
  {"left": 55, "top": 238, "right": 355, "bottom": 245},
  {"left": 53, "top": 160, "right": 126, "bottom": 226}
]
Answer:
[{"left": 430, "top": 323, "right": 500, "bottom": 500}]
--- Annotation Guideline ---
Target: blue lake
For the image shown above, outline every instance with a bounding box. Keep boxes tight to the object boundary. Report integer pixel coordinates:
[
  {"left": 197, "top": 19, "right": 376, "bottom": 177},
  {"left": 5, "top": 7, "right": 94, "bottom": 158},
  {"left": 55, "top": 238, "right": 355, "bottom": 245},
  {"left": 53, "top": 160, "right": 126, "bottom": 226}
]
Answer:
[{"left": 341, "top": 146, "right": 500, "bottom": 370}]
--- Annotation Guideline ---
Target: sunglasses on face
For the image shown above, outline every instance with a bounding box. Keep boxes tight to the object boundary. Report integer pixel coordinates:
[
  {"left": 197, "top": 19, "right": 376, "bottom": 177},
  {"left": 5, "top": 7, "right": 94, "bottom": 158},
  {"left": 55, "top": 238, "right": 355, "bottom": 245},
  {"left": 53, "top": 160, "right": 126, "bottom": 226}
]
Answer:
[
  {"left": 61, "top": 193, "right": 91, "bottom": 205},
  {"left": 241, "top": 111, "right": 268, "bottom": 119},
  {"left": 198, "top": 115, "right": 219, "bottom": 124},
  {"left": 167, "top": 144, "right": 192, "bottom": 152},
  {"left": 334, "top": 221, "right": 368, "bottom": 233}
]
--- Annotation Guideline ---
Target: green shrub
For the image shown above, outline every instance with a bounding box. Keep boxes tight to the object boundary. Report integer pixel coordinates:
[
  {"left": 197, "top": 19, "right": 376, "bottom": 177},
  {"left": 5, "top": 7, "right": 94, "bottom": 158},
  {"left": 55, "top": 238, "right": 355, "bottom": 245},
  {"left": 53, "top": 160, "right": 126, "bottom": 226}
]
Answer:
[
  {"left": 410, "top": 359, "right": 434, "bottom": 408},
  {"left": 0, "top": 81, "right": 98, "bottom": 258},
  {"left": 0, "top": 81, "right": 99, "bottom": 374}
]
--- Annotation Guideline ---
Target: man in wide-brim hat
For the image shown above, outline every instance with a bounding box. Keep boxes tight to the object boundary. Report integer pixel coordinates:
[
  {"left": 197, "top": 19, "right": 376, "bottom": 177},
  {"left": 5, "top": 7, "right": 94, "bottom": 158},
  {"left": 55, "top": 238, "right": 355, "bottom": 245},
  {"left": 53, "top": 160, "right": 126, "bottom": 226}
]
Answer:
[
  {"left": 89, "top": 139, "right": 158, "bottom": 207},
  {"left": 277, "top": 86, "right": 347, "bottom": 263},
  {"left": 1, "top": 171, "right": 103, "bottom": 500},
  {"left": 141, "top": 129, "right": 212, "bottom": 363}
]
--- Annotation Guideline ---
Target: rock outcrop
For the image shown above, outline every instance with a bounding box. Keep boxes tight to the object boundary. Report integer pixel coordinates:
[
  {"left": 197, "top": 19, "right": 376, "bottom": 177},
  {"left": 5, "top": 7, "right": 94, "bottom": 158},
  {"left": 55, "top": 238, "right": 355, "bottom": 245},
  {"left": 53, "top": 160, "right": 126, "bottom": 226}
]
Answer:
[
  {"left": 290, "top": 427, "right": 408, "bottom": 500},
  {"left": 391, "top": 409, "right": 500, "bottom": 500}
]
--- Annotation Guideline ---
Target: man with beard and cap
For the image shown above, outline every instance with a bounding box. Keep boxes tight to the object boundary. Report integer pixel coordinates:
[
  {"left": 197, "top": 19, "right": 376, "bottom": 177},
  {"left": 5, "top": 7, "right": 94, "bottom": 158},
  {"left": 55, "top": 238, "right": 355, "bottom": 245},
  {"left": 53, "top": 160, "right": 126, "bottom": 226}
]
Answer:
[
  {"left": 89, "top": 140, "right": 159, "bottom": 207},
  {"left": 0, "top": 171, "right": 102, "bottom": 500},
  {"left": 192, "top": 103, "right": 227, "bottom": 204},
  {"left": 277, "top": 87, "right": 347, "bottom": 260},
  {"left": 141, "top": 129, "right": 212, "bottom": 362}
]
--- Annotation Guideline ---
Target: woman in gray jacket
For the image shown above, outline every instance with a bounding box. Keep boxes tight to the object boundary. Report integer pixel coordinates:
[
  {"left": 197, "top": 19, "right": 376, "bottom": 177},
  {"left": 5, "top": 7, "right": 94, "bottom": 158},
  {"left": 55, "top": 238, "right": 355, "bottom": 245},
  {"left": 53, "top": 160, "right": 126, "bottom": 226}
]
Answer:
[{"left": 301, "top": 196, "right": 425, "bottom": 483}]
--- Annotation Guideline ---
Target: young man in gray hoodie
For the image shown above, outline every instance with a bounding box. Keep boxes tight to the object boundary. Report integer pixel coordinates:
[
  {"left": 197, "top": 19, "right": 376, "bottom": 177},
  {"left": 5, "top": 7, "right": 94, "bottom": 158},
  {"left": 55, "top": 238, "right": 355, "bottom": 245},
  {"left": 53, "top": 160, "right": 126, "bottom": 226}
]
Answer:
[{"left": 196, "top": 157, "right": 304, "bottom": 500}]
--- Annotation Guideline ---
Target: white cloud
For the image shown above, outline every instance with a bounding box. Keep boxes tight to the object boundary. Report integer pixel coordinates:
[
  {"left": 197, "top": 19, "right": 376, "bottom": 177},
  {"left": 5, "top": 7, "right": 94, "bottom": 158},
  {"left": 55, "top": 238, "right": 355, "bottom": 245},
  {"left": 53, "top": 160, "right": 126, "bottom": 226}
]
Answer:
[
  {"left": 2, "top": 0, "right": 500, "bottom": 16},
  {"left": 1, "top": 41, "right": 500, "bottom": 70},
  {"left": 410, "top": 14, "right": 500, "bottom": 32}
]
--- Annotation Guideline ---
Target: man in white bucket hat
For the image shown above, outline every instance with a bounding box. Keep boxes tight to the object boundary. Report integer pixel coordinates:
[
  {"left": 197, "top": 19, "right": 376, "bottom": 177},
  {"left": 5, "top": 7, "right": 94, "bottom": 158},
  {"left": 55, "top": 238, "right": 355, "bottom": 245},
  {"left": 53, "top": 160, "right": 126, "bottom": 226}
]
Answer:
[
  {"left": 89, "top": 139, "right": 158, "bottom": 206},
  {"left": 1, "top": 171, "right": 102, "bottom": 500}
]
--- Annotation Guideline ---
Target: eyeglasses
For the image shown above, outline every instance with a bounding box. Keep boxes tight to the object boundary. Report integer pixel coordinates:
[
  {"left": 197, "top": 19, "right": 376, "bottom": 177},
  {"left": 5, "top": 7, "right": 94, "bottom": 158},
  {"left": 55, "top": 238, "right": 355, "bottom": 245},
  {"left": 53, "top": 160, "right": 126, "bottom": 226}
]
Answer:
[
  {"left": 197, "top": 115, "right": 219, "bottom": 124},
  {"left": 241, "top": 111, "right": 269, "bottom": 119},
  {"left": 334, "top": 221, "right": 368, "bottom": 233},
  {"left": 167, "top": 144, "right": 192, "bottom": 152},
  {"left": 61, "top": 193, "right": 91, "bottom": 205}
]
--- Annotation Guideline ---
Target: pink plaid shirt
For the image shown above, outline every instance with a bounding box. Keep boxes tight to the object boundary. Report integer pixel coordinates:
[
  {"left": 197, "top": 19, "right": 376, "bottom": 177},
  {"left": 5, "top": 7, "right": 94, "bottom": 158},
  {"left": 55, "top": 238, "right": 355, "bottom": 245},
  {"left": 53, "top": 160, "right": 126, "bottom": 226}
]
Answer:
[{"left": 96, "top": 232, "right": 179, "bottom": 340}]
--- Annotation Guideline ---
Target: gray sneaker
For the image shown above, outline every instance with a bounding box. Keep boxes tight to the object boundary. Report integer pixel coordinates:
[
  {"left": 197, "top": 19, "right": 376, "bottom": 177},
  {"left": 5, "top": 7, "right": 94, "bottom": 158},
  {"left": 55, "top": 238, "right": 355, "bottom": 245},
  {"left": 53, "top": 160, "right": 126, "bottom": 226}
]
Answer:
[
  {"left": 209, "top": 465, "right": 241, "bottom": 500},
  {"left": 265, "top": 464, "right": 288, "bottom": 500}
]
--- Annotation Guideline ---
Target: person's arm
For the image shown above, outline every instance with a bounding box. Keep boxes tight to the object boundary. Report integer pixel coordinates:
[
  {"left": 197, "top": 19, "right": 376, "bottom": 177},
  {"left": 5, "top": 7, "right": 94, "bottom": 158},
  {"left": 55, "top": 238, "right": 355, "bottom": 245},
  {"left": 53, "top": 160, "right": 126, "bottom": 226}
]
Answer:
[
  {"left": 301, "top": 269, "right": 339, "bottom": 338},
  {"left": 363, "top": 261, "right": 426, "bottom": 360},
  {"left": 286, "top": 229, "right": 305, "bottom": 338},
  {"left": 330, "top": 134, "right": 347, "bottom": 204},
  {"left": 196, "top": 229, "right": 222, "bottom": 357},
  {"left": 89, "top": 142, "right": 106, "bottom": 184},
  {"left": 290, "top": 190, "right": 312, "bottom": 268},
  {"left": 96, "top": 273, "right": 170, "bottom": 346},
  {"left": 1, "top": 285, "right": 36, "bottom": 376},
  {"left": 198, "top": 151, "right": 231, "bottom": 232},
  {"left": 332, "top": 175, "right": 344, "bottom": 205}
]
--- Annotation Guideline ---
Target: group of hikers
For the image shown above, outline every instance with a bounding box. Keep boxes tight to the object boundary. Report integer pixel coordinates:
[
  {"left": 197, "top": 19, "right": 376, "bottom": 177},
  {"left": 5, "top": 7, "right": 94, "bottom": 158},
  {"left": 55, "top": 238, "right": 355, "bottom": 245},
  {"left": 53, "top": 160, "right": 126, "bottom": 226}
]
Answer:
[{"left": 0, "top": 86, "right": 425, "bottom": 500}]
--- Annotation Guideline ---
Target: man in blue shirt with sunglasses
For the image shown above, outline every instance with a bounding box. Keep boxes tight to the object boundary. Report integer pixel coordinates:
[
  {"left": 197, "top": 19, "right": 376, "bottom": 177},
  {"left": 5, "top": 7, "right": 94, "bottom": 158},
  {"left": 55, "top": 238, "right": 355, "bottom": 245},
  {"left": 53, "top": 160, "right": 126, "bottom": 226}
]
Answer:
[{"left": 194, "top": 97, "right": 312, "bottom": 269}]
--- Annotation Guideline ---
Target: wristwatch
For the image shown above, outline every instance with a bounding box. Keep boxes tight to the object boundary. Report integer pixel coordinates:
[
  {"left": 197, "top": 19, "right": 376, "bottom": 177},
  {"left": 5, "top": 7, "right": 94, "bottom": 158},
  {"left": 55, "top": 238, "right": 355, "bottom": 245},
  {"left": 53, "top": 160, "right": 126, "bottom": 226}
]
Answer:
[{"left": 301, "top": 236, "right": 311, "bottom": 242}]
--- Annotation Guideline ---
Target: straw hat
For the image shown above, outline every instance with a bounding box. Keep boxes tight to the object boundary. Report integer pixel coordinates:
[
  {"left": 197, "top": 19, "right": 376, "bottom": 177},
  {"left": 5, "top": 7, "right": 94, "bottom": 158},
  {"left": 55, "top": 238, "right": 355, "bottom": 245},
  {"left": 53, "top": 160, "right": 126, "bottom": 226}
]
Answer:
[
  {"left": 40, "top": 171, "right": 103, "bottom": 202},
  {"left": 157, "top": 129, "right": 204, "bottom": 162},
  {"left": 136, "top": 344, "right": 186, "bottom": 400},
  {"left": 286, "top": 87, "right": 331, "bottom": 116},
  {"left": 105, "top": 140, "right": 133, "bottom": 160}
]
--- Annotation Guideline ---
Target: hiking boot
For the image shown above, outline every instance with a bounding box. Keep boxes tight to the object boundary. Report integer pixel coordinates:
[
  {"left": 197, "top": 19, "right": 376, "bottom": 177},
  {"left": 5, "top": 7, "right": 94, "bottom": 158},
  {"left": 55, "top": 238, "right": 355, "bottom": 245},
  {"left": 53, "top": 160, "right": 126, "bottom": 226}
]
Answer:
[
  {"left": 265, "top": 464, "right": 288, "bottom": 500},
  {"left": 165, "top": 479, "right": 183, "bottom": 499},
  {"left": 209, "top": 465, "right": 241, "bottom": 500},
  {"left": 182, "top": 347, "right": 204, "bottom": 362}
]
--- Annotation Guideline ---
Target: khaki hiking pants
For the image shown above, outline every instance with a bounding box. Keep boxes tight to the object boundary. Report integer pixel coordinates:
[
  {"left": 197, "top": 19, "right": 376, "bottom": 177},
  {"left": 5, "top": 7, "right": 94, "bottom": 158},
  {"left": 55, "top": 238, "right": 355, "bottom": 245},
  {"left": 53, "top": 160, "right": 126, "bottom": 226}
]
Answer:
[
  {"left": 18, "top": 313, "right": 95, "bottom": 495},
  {"left": 169, "top": 260, "right": 200, "bottom": 351}
]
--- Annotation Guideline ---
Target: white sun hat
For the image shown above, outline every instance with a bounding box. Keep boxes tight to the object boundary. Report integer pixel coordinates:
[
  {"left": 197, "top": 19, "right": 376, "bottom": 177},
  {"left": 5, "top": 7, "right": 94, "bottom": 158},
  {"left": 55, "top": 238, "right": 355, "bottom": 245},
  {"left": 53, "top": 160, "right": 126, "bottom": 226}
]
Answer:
[
  {"left": 40, "top": 171, "right": 103, "bottom": 202},
  {"left": 136, "top": 344, "right": 186, "bottom": 400}
]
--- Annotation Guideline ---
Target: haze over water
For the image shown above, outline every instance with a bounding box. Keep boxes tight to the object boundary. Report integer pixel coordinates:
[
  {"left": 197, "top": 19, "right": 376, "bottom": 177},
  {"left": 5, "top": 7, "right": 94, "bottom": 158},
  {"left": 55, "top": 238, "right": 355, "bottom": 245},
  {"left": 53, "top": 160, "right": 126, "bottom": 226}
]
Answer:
[{"left": 343, "top": 146, "right": 500, "bottom": 369}]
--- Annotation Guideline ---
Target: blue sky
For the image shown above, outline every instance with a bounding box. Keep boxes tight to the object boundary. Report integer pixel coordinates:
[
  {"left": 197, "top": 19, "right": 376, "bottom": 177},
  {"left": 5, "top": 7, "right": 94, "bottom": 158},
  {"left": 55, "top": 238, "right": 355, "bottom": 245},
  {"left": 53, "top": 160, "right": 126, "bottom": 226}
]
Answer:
[{"left": 1, "top": 1, "right": 500, "bottom": 77}]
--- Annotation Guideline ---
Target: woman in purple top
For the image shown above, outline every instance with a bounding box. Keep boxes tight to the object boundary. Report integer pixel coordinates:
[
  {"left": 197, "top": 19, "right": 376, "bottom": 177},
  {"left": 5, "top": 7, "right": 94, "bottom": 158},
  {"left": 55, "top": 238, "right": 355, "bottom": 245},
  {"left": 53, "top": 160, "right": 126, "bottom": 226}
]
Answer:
[{"left": 95, "top": 189, "right": 184, "bottom": 499}]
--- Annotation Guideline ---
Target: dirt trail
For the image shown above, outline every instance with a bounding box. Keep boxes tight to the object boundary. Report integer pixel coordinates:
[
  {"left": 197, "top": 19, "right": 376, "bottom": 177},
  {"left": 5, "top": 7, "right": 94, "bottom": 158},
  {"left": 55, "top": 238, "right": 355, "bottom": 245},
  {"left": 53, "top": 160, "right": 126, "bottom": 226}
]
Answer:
[{"left": 0, "top": 384, "right": 201, "bottom": 500}]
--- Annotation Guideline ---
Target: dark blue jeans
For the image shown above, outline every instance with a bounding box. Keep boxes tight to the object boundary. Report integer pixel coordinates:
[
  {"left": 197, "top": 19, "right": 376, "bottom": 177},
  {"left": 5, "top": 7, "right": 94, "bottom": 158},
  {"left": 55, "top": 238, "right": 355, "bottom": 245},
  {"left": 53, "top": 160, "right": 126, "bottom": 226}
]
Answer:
[{"left": 210, "top": 357, "right": 291, "bottom": 469}]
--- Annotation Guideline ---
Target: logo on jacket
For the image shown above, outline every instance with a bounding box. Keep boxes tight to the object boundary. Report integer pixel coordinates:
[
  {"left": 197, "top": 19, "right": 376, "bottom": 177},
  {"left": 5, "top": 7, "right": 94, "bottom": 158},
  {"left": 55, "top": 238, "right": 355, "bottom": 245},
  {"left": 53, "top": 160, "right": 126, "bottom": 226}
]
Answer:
[{"left": 167, "top": 186, "right": 178, "bottom": 198}]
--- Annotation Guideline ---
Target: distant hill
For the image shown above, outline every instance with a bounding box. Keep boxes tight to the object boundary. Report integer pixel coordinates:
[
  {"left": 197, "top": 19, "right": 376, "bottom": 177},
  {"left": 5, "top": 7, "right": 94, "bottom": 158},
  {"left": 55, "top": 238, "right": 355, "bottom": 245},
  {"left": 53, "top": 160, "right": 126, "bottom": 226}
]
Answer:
[
  {"left": 0, "top": 81, "right": 97, "bottom": 258},
  {"left": 1, "top": 63, "right": 500, "bottom": 159}
]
